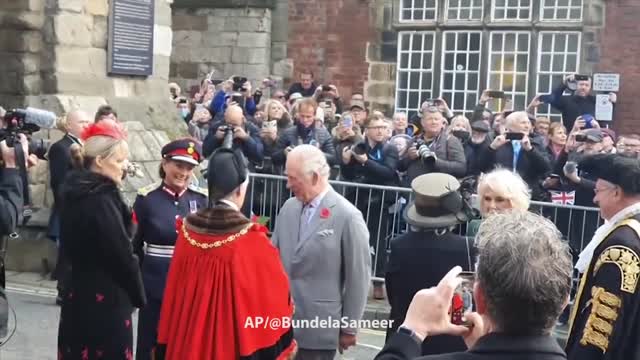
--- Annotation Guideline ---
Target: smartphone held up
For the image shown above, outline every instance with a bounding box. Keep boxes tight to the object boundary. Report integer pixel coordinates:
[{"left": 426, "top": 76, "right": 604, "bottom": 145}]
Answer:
[{"left": 450, "top": 271, "right": 475, "bottom": 327}]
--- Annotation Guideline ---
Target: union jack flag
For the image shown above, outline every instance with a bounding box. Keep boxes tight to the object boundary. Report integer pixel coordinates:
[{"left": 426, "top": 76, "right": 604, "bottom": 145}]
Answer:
[{"left": 550, "top": 191, "right": 576, "bottom": 205}]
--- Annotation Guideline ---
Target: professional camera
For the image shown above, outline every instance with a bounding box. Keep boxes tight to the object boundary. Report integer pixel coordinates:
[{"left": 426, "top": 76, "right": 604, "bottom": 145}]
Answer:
[
  {"left": 0, "top": 107, "right": 56, "bottom": 159},
  {"left": 414, "top": 139, "right": 436, "bottom": 164},
  {"left": 351, "top": 142, "right": 368, "bottom": 156},
  {"left": 219, "top": 124, "right": 236, "bottom": 149},
  {"left": 232, "top": 76, "right": 248, "bottom": 92}
]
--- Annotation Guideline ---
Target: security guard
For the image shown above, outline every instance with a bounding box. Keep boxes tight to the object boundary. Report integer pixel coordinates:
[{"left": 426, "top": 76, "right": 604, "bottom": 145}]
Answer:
[
  {"left": 132, "top": 138, "right": 208, "bottom": 360},
  {"left": 566, "top": 153, "right": 640, "bottom": 360}
]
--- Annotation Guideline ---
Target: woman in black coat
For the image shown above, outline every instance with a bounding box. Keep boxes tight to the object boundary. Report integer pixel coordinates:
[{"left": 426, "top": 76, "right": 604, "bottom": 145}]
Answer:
[{"left": 57, "top": 120, "right": 146, "bottom": 359}]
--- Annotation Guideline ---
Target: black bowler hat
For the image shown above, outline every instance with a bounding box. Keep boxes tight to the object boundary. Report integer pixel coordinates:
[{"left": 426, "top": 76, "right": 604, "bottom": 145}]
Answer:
[
  {"left": 207, "top": 148, "right": 248, "bottom": 201},
  {"left": 161, "top": 138, "right": 202, "bottom": 165}
]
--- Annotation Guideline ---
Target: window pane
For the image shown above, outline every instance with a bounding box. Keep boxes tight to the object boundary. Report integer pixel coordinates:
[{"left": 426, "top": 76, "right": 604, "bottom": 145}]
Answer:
[
  {"left": 536, "top": 32, "right": 582, "bottom": 123},
  {"left": 446, "top": 0, "right": 484, "bottom": 21},
  {"left": 395, "top": 32, "right": 436, "bottom": 115},
  {"left": 487, "top": 31, "right": 530, "bottom": 112},
  {"left": 493, "top": 0, "right": 532, "bottom": 21},
  {"left": 400, "top": 0, "right": 438, "bottom": 21},
  {"left": 540, "top": 0, "right": 583, "bottom": 21},
  {"left": 440, "top": 31, "right": 483, "bottom": 113}
]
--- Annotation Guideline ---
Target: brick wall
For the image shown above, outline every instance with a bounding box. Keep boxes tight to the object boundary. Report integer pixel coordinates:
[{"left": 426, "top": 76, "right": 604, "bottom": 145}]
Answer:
[
  {"left": 598, "top": 0, "right": 640, "bottom": 134},
  {"left": 287, "top": 0, "right": 373, "bottom": 102}
]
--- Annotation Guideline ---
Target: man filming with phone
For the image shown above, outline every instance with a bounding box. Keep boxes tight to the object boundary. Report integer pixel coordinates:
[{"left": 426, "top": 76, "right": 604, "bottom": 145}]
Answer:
[
  {"left": 376, "top": 211, "right": 573, "bottom": 360},
  {"left": 478, "top": 111, "right": 551, "bottom": 201},
  {"left": 539, "top": 74, "right": 616, "bottom": 131}
]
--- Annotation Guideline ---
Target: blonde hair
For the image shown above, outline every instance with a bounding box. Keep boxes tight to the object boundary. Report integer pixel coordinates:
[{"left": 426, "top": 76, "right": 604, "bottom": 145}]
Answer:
[
  {"left": 70, "top": 136, "right": 128, "bottom": 170},
  {"left": 448, "top": 115, "right": 471, "bottom": 135},
  {"left": 478, "top": 168, "right": 531, "bottom": 213},
  {"left": 264, "top": 99, "right": 289, "bottom": 121}
]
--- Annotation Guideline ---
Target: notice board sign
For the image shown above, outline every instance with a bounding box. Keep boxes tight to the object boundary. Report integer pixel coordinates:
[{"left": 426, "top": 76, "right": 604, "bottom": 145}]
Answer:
[
  {"left": 107, "top": 0, "right": 155, "bottom": 76},
  {"left": 595, "top": 94, "right": 614, "bottom": 121},
  {"left": 593, "top": 73, "right": 620, "bottom": 92}
]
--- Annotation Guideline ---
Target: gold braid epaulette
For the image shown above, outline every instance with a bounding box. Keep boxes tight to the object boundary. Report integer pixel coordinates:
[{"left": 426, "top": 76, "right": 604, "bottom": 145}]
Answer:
[
  {"left": 181, "top": 222, "right": 252, "bottom": 249},
  {"left": 580, "top": 286, "right": 622, "bottom": 353},
  {"left": 594, "top": 246, "right": 640, "bottom": 294}
]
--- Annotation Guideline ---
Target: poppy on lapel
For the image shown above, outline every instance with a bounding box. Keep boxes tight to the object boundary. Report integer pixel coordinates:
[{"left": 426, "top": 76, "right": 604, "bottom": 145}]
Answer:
[{"left": 320, "top": 208, "right": 331, "bottom": 219}]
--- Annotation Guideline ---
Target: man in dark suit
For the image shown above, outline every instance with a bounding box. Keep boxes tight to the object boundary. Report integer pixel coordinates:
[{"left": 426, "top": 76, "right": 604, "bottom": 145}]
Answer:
[
  {"left": 566, "top": 154, "right": 640, "bottom": 360},
  {"left": 375, "top": 211, "right": 572, "bottom": 360},
  {"left": 385, "top": 172, "right": 474, "bottom": 356},
  {"left": 478, "top": 111, "right": 551, "bottom": 200},
  {"left": 47, "top": 110, "right": 90, "bottom": 305}
]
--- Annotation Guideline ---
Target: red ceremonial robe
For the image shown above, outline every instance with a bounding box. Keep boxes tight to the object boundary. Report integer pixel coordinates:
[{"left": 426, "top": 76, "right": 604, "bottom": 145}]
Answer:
[{"left": 156, "top": 208, "right": 297, "bottom": 360}]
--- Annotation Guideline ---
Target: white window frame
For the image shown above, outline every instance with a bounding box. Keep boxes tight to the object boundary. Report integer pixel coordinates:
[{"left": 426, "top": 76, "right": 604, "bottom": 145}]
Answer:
[
  {"left": 440, "top": 31, "right": 483, "bottom": 113},
  {"left": 395, "top": 31, "right": 437, "bottom": 115},
  {"left": 535, "top": 31, "right": 582, "bottom": 121},
  {"left": 539, "top": 0, "right": 583, "bottom": 22},
  {"left": 491, "top": 0, "right": 532, "bottom": 22},
  {"left": 445, "top": 0, "right": 485, "bottom": 22},
  {"left": 399, "top": 0, "right": 438, "bottom": 23},
  {"left": 487, "top": 31, "right": 531, "bottom": 112}
]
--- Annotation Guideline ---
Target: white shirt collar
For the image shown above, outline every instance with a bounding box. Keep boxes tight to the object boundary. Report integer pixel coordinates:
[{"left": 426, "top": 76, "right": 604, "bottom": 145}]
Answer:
[{"left": 219, "top": 199, "right": 240, "bottom": 211}]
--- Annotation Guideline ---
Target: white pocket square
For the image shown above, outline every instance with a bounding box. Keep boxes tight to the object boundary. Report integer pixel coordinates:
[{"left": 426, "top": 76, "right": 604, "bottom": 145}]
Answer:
[{"left": 317, "top": 229, "right": 334, "bottom": 237}]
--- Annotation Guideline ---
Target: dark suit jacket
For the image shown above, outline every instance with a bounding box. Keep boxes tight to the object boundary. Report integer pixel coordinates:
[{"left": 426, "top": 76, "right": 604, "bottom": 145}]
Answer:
[
  {"left": 376, "top": 332, "right": 567, "bottom": 360},
  {"left": 47, "top": 134, "right": 80, "bottom": 240},
  {"left": 478, "top": 140, "right": 551, "bottom": 200},
  {"left": 385, "top": 230, "right": 475, "bottom": 355}
]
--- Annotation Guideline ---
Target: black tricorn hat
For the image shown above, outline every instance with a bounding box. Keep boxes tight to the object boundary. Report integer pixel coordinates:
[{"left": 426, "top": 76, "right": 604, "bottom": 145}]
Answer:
[
  {"left": 579, "top": 153, "right": 640, "bottom": 195},
  {"left": 207, "top": 147, "right": 248, "bottom": 203}
]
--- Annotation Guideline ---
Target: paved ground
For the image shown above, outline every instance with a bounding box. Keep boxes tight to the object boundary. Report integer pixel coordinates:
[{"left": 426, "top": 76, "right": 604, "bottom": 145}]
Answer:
[
  {"left": 0, "top": 272, "right": 569, "bottom": 359},
  {"left": 0, "top": 272, "right": 387, "bottom": 359}
]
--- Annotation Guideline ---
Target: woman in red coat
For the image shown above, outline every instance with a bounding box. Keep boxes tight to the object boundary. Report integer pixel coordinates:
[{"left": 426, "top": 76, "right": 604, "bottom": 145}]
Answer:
[{"left": 155, "top": 147, "right": 296, "bottom": 360}]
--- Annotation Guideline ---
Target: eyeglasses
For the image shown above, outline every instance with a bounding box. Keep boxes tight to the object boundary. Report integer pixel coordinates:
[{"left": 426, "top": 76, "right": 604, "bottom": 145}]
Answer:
[{"left": 594, "top": 186, "right": 617, "bottom": 195}]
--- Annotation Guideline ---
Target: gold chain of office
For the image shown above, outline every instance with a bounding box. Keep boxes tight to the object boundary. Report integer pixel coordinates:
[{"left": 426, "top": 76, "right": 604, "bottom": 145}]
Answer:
[{"left": 181, "top": 222, "right": 252, "bottom": 249}]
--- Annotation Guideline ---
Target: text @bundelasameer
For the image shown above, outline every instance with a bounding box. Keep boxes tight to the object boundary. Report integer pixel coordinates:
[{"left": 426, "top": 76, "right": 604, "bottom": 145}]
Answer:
[{"left": 244, "top": 316, "right": 393, "bottom": 330}]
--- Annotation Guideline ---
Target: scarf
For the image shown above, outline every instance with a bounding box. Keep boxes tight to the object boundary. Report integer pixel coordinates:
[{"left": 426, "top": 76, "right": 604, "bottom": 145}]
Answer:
[{"left": 575, "top": 202, "right": 640, "bottom": 273}]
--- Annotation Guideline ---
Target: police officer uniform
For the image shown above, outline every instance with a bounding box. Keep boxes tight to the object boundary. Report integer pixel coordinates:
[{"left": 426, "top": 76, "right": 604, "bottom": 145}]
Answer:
[
  {"left": 566, "top": 153, "right": 640, "bottom": 360},
  {"left": 132, "top": 139, "right": 208, "bottom": 360}
]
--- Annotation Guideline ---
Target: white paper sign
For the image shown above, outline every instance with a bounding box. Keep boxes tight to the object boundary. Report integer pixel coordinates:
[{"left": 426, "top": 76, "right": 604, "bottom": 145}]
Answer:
[
  {"left": 595, "top": 94, "right": 613, "bottom": 121},
  {"left": 593, "top": 73, "right": 620, "bottom": 92}
]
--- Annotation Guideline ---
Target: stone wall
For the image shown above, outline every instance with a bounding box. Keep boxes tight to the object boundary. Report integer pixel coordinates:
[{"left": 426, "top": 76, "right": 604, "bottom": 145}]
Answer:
[
  {"left": 285, "top": 0, "right": 375, "bottom": 104},
  {"left": 0, "top": 0, "right": 188, "bottom": 272},
  {"left": 594, "top": 0, "right": 640, "bottom": 134},
  {"left": 170, "top": 4, "right": 273, "bottom": 93}
]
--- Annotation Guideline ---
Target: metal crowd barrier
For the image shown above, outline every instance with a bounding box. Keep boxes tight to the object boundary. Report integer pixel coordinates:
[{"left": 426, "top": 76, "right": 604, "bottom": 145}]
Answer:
[{"left": 247, "top": 173, "right": 602, "bottom": 280}]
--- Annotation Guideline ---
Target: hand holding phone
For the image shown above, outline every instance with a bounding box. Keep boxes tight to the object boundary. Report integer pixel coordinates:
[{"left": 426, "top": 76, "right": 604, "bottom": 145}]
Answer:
[
  {"left": 451, "top": 272, "right": 475, "bottom": 327},
  {"left": 505, "top": 132, "right": 524, "bottom": 141}
]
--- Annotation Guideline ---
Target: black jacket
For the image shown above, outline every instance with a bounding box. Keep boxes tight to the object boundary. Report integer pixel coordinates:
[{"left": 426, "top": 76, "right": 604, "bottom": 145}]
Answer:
[
  {"left": 376, "top": 332, "right": 567, "bottom": 360},
  {"left": 566, "top": 214, "right": 640, "bottom": 360},
  {"left": 542, "top": 84, "right": 600, "bottom": 131},
  {"left": 478, "top": 140, "right": 551, "bottom": 200},
  {"left": 286, "top": 82, "right": 317, "bottom": 98},
  {"left": 272, "top": 126, "right": 336, "bottom": 166},
  {"left": 0, "top": 168, "right": 22, "bottom": 236},
  {"left": 341, "top": 141, "right": 399, "bottom": 187},
  {"left": 47, "top": 134, "right": 80, "bottom": 240},
  {"left": 385, "top": 230, "right": 474, "bottom": 356},
  {"left": 202, "top": 120, "right": 264, "bottom": 163},
  {"left": 59, "top": 170, "right": 146, "bottom": 309}
]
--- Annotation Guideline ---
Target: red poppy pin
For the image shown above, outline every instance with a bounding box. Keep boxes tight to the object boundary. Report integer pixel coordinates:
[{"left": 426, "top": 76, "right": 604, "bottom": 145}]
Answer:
[{"left": 320, "top": 208, "right": 331, "bottom": 219}]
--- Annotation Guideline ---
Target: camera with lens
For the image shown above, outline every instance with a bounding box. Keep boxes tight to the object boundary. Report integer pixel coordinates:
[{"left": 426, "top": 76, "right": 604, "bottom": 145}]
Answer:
[
  {"left": 232, "top": 76, "right": 248, "bottom": 92},
  {"left": 351, "top": 142, "right": 368, "bottom": 156},
  {"left": 0, "top": 107, "right": 56, "bottom": 160},
  {"left": 414, "top": 139, "right": 436, "bottom": 164},
  {"left": 219, "top": 124, "right": 236, "bottom": 149}
]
